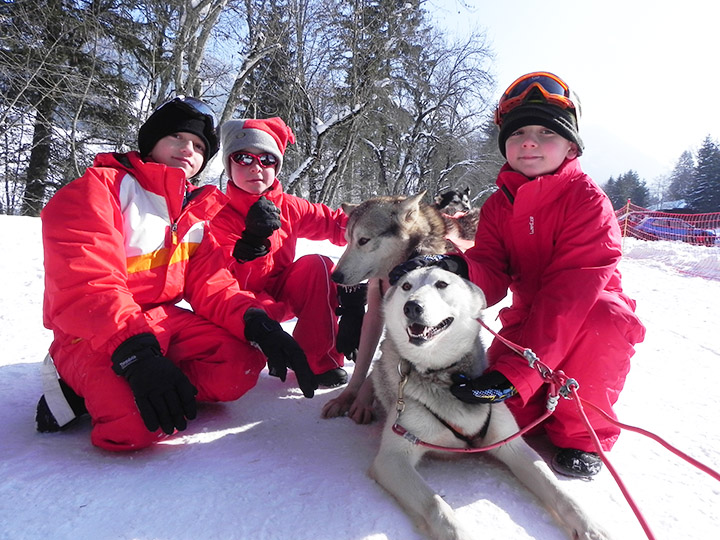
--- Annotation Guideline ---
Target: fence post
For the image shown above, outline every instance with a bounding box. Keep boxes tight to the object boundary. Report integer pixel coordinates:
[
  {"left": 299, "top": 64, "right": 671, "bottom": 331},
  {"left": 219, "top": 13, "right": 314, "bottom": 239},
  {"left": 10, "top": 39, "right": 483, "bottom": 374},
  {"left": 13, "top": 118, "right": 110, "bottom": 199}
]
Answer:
[{"left": 622, "top": 199, "right": 631, "bottom": 239}]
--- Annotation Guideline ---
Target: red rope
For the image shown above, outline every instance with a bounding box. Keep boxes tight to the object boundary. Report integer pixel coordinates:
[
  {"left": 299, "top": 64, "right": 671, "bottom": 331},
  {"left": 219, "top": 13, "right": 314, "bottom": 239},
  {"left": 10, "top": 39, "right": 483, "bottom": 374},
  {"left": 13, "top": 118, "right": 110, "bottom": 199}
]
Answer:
[{"left": 390, "top": 317, "right": 720, "bottom": 540}]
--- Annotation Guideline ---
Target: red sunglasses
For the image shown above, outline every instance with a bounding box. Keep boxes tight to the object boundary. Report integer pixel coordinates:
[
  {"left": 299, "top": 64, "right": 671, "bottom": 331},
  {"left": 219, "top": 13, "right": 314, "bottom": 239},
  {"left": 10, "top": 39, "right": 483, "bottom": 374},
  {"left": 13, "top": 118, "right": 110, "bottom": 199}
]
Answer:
[
  {"left": 494, "top": 72, "right": 576, "bottom": 125},
  {"left": 230, "top": 152, "right": 278, "bottom": 168}
]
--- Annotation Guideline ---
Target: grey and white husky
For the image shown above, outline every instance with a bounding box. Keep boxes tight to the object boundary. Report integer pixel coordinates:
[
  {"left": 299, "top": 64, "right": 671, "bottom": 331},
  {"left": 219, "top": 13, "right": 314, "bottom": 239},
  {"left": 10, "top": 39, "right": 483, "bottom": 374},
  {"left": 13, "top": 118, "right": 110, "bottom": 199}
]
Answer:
[
  {"left": 370, "top": 266, "right": 611, "bottom": 540},
  {"left": 331, "top": 192, "right": 448, "bottom": 286},
  {"left": 323, "top": 193, "right": 451, "bottom": 422}
]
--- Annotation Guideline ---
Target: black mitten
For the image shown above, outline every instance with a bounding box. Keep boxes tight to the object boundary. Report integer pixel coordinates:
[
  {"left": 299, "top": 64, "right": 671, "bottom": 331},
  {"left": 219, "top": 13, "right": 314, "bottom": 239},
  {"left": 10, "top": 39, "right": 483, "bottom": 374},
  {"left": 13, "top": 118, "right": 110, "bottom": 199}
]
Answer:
[
  {"left": 111, "top": 333, "right": 198, "bottom": 434},
  {"left": 450, "top": 371, "right": 517, "bottom": 404},
  {"left": 232, "top": 197, "right": 281, "bottom": 262},
  {"left": 388, "top": 254, "right": 469, "bottom": 285},
  {"left": 335, "top": 283, "right": 367, "bottom": 361},
  {"left": 243, "top": 309, "right": 318, "bottom": 398}
]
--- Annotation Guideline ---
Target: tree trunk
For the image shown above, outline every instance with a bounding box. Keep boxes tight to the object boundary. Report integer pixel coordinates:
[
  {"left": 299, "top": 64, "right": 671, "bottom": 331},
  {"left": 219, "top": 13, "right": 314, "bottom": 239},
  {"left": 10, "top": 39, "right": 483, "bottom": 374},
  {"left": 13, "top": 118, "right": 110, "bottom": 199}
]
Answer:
[{"left": 21, "top": 98, "right": 53, "bottom": 216}]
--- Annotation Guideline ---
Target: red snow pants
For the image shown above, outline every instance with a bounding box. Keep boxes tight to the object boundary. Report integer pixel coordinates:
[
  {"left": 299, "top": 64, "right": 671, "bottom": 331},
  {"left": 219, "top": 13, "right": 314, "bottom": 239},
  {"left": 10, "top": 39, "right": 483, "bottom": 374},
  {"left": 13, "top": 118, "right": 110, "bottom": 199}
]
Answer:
[
  {"left": 261, "top": 254, "right": 344, "bottom": 375},
  {"left": 50, "top": 304, "right": 267, "bottom": 452},
  {"left": 488, "top": 291, "right": 646, "bottom": 452}
]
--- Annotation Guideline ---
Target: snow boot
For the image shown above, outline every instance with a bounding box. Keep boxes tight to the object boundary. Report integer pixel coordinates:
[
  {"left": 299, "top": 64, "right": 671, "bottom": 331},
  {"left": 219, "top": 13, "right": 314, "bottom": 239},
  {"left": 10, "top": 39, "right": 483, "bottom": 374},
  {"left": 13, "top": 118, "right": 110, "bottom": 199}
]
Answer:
[
  {"left": 36, "top": 354, "right": 88, "bottom": 432},
  {"left": 551, "top": 448, "right": 602, "bottom": 479},
  {"left": 316, "top": 367, "right": 348, "bottom": 388}
]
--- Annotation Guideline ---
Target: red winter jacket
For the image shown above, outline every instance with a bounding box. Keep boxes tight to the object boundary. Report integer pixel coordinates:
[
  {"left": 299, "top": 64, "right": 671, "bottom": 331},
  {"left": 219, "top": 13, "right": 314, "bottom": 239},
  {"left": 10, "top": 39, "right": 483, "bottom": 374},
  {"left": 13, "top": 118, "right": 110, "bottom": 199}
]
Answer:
[
  {"left": 461, "top": 158, "right": 642, "bottom": 399},
  {"left": 210, "top": 180, "right": 347, "bottom": 296},
  {"left": 42, "top": 151, "right": 260, "bottom": 359}
]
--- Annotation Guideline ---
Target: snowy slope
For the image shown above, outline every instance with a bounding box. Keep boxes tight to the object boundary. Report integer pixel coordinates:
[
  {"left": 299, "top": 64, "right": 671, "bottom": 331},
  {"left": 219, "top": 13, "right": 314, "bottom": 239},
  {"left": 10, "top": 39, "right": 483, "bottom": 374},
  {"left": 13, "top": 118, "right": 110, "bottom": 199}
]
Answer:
[{"left": 1, "top": 215, "right": 719, "bottom": 540}]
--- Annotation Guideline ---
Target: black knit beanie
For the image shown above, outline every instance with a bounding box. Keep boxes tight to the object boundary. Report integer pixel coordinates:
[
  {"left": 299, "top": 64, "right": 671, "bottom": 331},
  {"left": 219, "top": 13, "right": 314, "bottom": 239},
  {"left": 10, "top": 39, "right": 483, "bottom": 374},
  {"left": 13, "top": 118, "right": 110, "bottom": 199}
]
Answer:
[
  {"left": 497, "top": 102, "right": 583, "bottom": 157},
  {"left": 137, "top": 100, "right": 219, "bottom": 174}
]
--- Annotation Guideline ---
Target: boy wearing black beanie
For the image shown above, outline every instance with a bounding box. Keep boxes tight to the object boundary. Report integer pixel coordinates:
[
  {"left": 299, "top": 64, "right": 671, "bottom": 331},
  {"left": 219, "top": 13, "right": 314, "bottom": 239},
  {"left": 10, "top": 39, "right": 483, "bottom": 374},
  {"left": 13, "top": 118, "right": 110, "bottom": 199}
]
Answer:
[{"left": 391, "top": 72, "right": 646, "bottom": 479}]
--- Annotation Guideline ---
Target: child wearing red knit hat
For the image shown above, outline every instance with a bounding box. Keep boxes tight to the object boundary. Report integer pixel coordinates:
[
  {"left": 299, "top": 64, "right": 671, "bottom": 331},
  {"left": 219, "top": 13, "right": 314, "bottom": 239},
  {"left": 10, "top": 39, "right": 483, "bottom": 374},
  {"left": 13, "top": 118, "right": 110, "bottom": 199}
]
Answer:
[{"left": 213, "top": 118, "right": 365, "bottom": 388}]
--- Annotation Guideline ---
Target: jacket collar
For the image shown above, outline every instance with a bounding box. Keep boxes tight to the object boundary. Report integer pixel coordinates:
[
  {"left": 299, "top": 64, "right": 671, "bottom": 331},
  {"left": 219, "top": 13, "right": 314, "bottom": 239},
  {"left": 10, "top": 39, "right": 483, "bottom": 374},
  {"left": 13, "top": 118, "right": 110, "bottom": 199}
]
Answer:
[
  {"left": 496, "top": 158, "right": 581, "bottom": 203},
  {"left": 94, "top": 151, "right": 192, "bottom": 221},
  {"left": 226, "top": 178, "right": 284, "bottom": 215}
]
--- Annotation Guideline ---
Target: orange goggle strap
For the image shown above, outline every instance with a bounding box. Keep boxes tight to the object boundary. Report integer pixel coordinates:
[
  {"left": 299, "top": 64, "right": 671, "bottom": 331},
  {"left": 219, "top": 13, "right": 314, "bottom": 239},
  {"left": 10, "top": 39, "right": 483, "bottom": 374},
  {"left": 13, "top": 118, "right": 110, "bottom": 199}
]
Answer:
[{"left": 494, "top": 72, "right": 576, "bottom": 125}]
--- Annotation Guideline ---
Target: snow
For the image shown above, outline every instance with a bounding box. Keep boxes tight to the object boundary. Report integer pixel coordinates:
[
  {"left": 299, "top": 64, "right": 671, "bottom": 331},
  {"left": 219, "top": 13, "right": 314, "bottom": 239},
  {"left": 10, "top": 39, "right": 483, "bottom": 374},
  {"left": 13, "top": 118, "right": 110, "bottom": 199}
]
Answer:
[{"left": 1, "top": 214, "right": 719, "bottom": 540}]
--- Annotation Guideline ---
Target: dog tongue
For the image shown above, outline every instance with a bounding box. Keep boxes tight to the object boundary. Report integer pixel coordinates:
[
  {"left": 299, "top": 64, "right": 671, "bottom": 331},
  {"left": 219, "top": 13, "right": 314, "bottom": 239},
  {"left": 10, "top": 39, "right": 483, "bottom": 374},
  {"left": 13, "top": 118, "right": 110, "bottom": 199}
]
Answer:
[{"left": 409, "top": 323, "right": 427, "bottom": 336}]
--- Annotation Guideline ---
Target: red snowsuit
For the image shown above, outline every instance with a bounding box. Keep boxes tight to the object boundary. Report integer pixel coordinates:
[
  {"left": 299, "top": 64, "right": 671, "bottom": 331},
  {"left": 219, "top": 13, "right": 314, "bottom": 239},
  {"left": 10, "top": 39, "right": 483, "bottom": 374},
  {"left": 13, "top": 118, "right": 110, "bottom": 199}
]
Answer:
[
  {"left": 461, "top": 159, "right": 645, "bottom": 451},
  {"left": 210, "top": 180, "right": 348, "bottom": 375},
  {"left": 42, "top": 152, "right": 267, "bottom": 451}
]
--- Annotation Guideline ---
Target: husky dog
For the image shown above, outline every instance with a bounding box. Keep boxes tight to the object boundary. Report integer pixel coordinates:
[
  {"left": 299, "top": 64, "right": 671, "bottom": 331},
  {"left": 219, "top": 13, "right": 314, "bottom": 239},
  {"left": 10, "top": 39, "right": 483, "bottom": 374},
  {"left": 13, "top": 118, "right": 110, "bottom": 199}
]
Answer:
[
  {"left": 432, "top": 187, "right": 479, "bottom": 251},
  {"left": 432, "top": 187, "right": 473, "bottom": 214},
  {"left": 323, "top": 193, "right": 451, "bottom": 422},
  {"left": 370, "top": 266, "right": 611, "bottom": 540},
  {"left": 331, "top": 192, "right": 448, "bottom": 286}
]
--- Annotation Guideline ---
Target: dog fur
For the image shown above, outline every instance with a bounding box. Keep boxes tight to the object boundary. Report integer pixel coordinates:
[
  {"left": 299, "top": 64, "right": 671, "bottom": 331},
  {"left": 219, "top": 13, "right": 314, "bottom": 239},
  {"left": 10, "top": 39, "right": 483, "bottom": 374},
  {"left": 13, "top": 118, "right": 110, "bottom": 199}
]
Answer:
[
  {"left": 332, "top": 192, "right": 449, "bottom": 286},
  {"left": 323, "top": 192, "right": 452, "bottom": 423},
  {"left": 432, "top": 187, "right": 479, "bottom": 250},
  {"left": 432, "top": 187, "right": 473, "bottom": 214},
  {"left": 369, "top": 266, "right": 611, "bottom": 540}
]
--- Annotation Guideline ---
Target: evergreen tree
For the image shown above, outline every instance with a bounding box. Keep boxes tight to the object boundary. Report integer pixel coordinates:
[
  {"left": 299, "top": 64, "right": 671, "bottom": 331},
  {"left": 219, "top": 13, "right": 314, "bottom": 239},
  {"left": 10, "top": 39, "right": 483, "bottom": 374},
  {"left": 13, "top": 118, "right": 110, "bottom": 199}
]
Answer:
[
  {"left": 687, "top": 135, "right": 720, "bottom": 212},
  {"left": 666, "top": 150, "right": 695, "bottom": 202},
  {"left": 602, "top": 170, "right": 650, "bottom": 209},
  {"left": 1, "top": 0, "right": 137, "bottom": 215}
]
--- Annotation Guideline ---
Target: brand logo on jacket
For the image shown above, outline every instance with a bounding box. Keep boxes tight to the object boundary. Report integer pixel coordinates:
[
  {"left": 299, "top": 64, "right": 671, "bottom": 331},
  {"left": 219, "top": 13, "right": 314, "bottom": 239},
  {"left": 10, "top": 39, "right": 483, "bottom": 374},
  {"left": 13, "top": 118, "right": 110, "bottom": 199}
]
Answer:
[{"left": 529, "top": 216, "right": 535, "bottom": 235}]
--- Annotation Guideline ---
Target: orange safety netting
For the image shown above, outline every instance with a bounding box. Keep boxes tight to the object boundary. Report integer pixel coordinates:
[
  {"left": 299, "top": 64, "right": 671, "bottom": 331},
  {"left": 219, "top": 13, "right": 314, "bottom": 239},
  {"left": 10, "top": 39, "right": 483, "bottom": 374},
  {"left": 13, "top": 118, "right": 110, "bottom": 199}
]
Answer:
[{"left": 616, "top": 200, "right": 720, "bottom": 280}]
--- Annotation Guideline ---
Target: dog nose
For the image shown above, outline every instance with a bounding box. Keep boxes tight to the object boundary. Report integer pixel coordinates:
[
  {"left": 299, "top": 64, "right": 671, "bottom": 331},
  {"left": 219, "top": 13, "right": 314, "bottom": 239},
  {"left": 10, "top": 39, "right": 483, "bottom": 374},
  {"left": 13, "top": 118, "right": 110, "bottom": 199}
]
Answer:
[
  {"left": 403, "top": 300, "right": 423, "bottom": 319},
  {"left": 331, "top": 270, "right": 344, "bottom": 284}
]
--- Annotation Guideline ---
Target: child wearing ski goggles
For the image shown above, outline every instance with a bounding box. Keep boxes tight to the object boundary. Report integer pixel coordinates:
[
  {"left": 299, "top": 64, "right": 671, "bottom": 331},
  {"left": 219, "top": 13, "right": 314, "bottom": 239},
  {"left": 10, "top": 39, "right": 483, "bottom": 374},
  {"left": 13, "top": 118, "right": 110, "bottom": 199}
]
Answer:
[
  {"left": 390, "top": 71, "right": 645, "bottom": 479},
  {"left": 494, "top": 71, "right": 578, "bottom": 123}
]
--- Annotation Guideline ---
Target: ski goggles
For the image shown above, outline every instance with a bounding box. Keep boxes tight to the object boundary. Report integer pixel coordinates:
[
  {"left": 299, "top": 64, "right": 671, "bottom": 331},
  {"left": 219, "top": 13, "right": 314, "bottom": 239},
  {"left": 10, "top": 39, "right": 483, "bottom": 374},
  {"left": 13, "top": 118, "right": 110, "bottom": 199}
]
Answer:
[
  {"left": 157, "top": 96, "right": 217, "bottom": 130},
  {"left": 494, "top": 72, "right": 576, "bottom": 125},
  {"left": 230, "top": 151, "right": 278, "bottom": 168}
]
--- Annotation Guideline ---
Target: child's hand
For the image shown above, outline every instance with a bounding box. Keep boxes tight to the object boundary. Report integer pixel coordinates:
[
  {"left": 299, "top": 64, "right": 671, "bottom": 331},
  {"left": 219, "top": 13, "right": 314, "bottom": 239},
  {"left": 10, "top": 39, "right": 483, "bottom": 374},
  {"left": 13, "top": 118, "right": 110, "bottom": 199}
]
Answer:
[
  {"left": 244, "top": 309, "right": 318, "bottom": 398},
  {"left": 450, "top": 371, "right": 517, "bottom": 404},
  {"left": 232, "top": 197, "right": 281, "bottom": 262},
  {"left": 245, "top": 197, "right": 281, "bottom": 238}
]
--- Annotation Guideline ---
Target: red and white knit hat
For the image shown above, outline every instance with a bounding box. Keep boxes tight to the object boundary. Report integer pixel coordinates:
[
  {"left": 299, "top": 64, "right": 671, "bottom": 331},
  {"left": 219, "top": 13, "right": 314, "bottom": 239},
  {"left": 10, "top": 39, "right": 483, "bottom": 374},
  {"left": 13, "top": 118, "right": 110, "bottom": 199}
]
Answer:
[{"left": 220, "top": 117, "right": 296, "bottom": 176}]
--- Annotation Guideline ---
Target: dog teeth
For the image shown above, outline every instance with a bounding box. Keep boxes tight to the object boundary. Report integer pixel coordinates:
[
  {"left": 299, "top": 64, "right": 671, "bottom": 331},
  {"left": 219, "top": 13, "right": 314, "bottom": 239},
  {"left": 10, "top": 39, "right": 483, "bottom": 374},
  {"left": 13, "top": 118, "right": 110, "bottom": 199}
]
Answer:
[{"left": 406, "top": 318, "right": 453, "bottom": 341}]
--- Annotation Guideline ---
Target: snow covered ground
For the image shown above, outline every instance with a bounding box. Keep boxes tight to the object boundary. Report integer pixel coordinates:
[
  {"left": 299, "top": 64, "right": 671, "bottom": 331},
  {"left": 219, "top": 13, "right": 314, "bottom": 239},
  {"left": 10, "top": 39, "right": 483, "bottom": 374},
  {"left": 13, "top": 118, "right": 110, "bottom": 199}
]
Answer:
[{"left": 1, "top": 214, "right": 719, "bottom": 540}]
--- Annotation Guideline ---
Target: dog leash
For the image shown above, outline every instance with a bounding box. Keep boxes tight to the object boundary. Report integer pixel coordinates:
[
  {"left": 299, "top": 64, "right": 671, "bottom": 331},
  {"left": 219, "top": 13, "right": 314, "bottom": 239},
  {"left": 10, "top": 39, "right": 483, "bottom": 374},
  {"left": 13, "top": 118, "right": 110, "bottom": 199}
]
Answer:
[
  {"left": 391, "top": 319, "right": 720, "bottom": 540},
  {"left": 476, "top": 318, "right": 720, "bottom": 540},
  {"left": 391, "top": 359, "right": 561, "bottom": 453}
]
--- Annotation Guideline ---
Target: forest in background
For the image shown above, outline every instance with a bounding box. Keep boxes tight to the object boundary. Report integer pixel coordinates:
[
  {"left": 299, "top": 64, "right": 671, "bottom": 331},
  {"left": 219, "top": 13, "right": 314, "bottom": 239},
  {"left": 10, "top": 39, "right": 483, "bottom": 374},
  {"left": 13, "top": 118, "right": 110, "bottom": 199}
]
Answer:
[{"left": 2, "top": 0, "right": 719, "bottom": 216}]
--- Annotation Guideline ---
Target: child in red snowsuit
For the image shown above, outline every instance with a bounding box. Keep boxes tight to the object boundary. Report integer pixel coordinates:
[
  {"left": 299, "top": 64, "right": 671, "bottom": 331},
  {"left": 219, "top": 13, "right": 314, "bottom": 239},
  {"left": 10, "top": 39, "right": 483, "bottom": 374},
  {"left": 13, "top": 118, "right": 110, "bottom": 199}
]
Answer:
[
  {"left": 390, "top": 72, "right": 646, "bottom": 478},
  {"left": 211, "top": 117, "right": 362, "bottom": 388},
  {"left": 37, "top": 98, "right": 317, "bottom": 451}
]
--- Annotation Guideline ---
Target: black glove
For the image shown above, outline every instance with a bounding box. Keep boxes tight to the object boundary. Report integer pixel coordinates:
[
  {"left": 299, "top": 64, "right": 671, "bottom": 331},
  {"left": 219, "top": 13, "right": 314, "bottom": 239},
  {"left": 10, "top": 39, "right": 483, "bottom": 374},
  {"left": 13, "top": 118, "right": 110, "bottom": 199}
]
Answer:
[
  {"left": 388, "top": 254, "right": 469, "bottom": 286},
  {"left": 232, "top": 197, "right": 281, "bottom": 262},
  {"left": 450, "top": 371, "right": 517, "bottom": 404},
  {"left": 335, "top": 283, "right": 367, "bottom": 361},
  {"left": 243, "top": 309, "right": 318, "bottom": 398},
  {"left": 111, "top": 333, "right": 198, "bottom": 434}
]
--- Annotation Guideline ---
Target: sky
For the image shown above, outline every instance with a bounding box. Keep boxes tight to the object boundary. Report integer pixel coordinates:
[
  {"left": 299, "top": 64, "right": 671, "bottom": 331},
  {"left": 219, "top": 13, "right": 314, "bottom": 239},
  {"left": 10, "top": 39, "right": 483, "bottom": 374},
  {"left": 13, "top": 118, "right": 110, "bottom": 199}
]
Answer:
[
  {"left": 427, "top": 0, "right": 720, "bottom": 187},
  {"left": 2, "top": 215, "right": 720, "bottom": 540}
]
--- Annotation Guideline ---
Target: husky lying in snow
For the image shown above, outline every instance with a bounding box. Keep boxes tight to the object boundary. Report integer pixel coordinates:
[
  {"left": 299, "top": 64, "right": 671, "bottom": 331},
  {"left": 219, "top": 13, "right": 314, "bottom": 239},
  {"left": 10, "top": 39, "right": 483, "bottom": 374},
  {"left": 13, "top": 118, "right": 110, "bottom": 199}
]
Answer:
[{"left": 369, "top": 266, "right": 611, "bottom": 540}]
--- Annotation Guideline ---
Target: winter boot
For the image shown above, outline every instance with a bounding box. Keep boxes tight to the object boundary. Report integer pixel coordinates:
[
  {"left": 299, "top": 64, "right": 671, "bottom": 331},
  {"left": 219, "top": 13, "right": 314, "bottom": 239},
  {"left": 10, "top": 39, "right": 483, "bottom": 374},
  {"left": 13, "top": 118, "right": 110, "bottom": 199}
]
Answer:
[
  {"left": 316, "top": 367, "right": 348, "bottom": 388},
  {"left": 551, "top": 448, "right": 602, "bottom": 479},
  {"left": 36, "top": 354, "right": 88, "bottom": 432}
]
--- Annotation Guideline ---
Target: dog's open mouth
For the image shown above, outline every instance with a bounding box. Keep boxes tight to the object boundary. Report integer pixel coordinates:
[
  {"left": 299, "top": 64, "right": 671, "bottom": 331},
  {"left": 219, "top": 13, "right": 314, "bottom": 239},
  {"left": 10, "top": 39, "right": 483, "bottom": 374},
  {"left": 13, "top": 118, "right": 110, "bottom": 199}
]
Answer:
[{"left": 406, "top": 318, "right": 453, "bottom": 344}]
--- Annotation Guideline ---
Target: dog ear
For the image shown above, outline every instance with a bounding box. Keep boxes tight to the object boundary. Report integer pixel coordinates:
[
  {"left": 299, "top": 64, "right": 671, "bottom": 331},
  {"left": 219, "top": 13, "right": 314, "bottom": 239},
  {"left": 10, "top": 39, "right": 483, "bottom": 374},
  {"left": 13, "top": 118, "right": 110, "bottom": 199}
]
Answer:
[
  {"left": 462, "top": 279, "right": 487, "bottom": 317},
  {"left": 341, "top": 202, "right": 358, "bottom": 216},
  {"left": 398, "top": 191, "right": 425, "bottom": 223}
]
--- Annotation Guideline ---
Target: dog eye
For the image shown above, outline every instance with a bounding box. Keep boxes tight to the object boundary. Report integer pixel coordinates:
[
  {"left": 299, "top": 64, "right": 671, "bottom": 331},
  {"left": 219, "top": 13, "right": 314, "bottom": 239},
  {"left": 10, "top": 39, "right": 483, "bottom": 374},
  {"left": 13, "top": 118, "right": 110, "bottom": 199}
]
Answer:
[
  {"left": 358, "top": 238, "right": 369, "bottom": 246},
  {"left": 401, "top": 282, "right": 412, "bottom": 291},
  {"left": 435, "top": 280, "right": 448, "bottom": 289}
]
